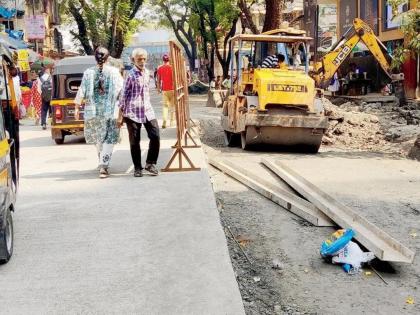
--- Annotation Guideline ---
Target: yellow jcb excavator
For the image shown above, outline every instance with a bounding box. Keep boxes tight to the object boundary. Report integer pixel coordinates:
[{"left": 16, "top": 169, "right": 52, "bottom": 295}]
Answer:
[{"left": 312, "top": 18, "right": 401, "bottom": 88}]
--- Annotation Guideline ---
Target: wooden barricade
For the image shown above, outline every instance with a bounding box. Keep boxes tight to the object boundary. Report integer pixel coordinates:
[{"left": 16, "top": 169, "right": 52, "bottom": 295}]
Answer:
[{"left": 162, "top": 41, "right": 201, "bottom": 172}]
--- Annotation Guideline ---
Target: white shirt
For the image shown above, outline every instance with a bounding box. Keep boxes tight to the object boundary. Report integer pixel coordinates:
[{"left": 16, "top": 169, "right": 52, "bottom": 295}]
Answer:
[
  {"left": 0, "top": 74, "right": 21, "bottom": 103},
  {"left": 12, "top": 76, "right": 22, "bottom": 104}
]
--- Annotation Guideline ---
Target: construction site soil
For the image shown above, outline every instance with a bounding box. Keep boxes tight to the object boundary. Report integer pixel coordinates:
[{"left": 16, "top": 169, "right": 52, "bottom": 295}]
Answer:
[{"left": 190, "top": 95, "right": 420, "bottom": 315}]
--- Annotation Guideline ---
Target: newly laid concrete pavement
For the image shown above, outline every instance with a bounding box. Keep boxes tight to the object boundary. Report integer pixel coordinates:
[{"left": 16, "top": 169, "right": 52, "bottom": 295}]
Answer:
[{"left": 0, "top": 92, "right": 245, "bottom": 314}]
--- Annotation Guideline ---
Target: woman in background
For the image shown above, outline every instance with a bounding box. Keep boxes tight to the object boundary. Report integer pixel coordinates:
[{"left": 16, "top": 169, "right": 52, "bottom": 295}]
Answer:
[{"left": 30, "top": 74, "right": 42, "bottom": 125}]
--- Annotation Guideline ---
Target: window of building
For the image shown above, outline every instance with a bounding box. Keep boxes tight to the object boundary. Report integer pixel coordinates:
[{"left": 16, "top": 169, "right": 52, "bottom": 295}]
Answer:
[
  {"left": 1, "top": 20, "right": 14, "bottom": 30},
  {"left": 382, "top": 2, "right": 409, "bottom": 31}
]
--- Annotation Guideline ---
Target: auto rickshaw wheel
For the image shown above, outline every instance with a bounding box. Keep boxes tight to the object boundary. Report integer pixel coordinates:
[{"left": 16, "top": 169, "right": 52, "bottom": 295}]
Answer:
[
  {"left": 0, "top": 208, "right": 13, "bottom": 264},
  {"left": 54, "top": 131, "right": 65, "bottom": 145}
]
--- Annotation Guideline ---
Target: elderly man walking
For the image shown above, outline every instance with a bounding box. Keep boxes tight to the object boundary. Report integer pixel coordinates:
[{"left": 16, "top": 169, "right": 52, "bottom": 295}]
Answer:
[
  {"left": 118, "top": 48, "right": 160, "bottom": 177},
  {"left": 75, "top": 47, "right": 123, "bottom": 178}
]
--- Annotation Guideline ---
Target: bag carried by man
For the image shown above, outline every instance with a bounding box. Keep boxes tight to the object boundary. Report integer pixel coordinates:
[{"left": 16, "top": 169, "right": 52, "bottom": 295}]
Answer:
[{"left": 40, "top": 75, "right": 52, "bottom": 102}]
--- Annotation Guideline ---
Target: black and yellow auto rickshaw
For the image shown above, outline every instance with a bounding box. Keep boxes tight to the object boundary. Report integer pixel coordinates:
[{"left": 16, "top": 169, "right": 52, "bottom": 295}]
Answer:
[
  {"left": 0, "top": 43, "right": 19, "bottom": 263},
  {"left": 51, "top": 56, "right": 96, "bottom": 144}
]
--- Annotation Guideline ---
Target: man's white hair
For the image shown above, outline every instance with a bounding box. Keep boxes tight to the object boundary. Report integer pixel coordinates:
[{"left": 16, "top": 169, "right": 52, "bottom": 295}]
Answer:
[{"left": 131, "top": 48, "right": 148, "bottom": 58}]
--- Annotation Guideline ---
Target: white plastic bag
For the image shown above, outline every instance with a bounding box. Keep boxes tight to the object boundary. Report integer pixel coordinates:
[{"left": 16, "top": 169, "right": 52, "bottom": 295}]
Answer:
[{"left": 332, "top": 241, "right": 375, "bottom": 272}]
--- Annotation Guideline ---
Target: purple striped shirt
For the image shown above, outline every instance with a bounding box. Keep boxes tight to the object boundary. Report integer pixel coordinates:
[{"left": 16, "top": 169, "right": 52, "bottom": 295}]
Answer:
[{"left": 119, "top": 67, "right": 155, "bottom": 123}]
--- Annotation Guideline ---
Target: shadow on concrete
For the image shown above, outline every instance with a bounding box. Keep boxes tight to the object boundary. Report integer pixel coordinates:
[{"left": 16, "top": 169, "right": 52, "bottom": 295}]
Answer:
[
  {"left": 20, "top": 134, "right": 85, "bottom": 148},
  {"left": 22, "top": 148, "right": 175, "bottom": 181}
]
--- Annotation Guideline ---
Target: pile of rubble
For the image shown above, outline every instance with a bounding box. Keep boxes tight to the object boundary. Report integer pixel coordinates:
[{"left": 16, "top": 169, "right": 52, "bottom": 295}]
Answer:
[
  {"left": 322, "top": 98, "right": 389, "bottom": 151},
  {"left": 408, "top": 135, "right": 420, "bottom": 161},
  {"left": 321, "top": 98, "right": 420, "bottom": 157}
]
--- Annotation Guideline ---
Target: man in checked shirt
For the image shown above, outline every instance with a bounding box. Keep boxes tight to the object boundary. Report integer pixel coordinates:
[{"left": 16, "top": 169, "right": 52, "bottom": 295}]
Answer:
[{"left": 118, "top": 48, "right": 160, "bottom": 177}]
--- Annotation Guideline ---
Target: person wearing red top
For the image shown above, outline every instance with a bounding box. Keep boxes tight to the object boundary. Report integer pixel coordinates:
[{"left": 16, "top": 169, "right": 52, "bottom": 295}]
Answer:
[
  {"left": 31, "top": 78, "right": 42, "bottom": 125},
  {"left": 156, "top": 54, "right": 174, "bottom": 128}
]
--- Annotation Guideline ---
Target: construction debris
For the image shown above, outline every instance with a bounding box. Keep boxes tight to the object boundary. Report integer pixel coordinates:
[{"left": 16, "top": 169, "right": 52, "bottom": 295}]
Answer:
[
  {"left": 322, "top": 98, "right": 389, "bottom": 150},
  {"left": 262, "top": 158, "right": 415, "bottom": 263},
  {"left": 408, "top": 134, "right": 420, "bottom": 161},
  {"left": 322, "top": 97, "right": 420, "bottom": 156}
]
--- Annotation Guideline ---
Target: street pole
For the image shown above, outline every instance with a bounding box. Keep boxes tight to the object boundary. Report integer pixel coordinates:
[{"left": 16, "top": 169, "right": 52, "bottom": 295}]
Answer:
[
  {"left": 31, "top": 0, "right": 38, "bottom": 53},
  {"left": 15, "top": 0, "right": 17, "bottom": 28},
  {"left": 314, "top": 4, "right": 319, "bottom": 68}
]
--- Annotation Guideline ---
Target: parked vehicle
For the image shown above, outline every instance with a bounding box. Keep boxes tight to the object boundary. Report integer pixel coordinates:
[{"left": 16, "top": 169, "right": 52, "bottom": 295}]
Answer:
[
  {"left": 0, "top": 43, "right": 20, "bottom": 263},
  {"left": 50, "top": 56, "right": 96, "bottom": 144}
]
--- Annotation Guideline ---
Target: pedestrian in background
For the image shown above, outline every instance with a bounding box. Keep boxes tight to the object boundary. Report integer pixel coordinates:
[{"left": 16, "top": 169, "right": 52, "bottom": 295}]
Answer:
[
  {"left": 38, "top": 66, "right": 53, "bottom": 130},
  {"left": 118, "top": 48, "right": 160, "bottom": 178},
  {"left": 75, "top": 47, "right": 123, "bottom": 179},
  {"left": 30, "top": 76, "right": 42, "bottom": 125},
  {"left": 156, "top": 54, "right": 175, "bottom": 129}
]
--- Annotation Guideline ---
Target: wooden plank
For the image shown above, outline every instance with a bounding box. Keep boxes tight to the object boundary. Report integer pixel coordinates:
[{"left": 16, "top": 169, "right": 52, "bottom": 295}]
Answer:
[
  {"left": 209, "top": 158, "right": 335, "bottom": 227},
  {"left": 262, "top": 158, "right": 415, "bottom": 263}
]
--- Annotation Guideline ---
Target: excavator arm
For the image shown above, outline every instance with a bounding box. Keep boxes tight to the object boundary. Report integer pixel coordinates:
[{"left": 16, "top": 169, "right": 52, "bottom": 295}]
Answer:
[{"left": 313, "top": 18, "right": 393, "bottom": 88}]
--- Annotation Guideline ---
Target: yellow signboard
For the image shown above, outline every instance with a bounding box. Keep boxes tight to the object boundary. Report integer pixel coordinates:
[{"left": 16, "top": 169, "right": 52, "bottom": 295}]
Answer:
[
  {"left": 18, "top": 61, "right": 30, "bottom": 72},
  {"left": 17, "top": 49, "right": 29, "bottom": 61},
  {"left": 17, "top": 49, "right": 30, "bottom": 72}
]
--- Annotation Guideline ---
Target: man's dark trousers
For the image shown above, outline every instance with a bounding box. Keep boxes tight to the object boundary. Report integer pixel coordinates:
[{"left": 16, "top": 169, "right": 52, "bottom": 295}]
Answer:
[
  {"left": 124, "top": 117, "right": 160, "bottom": 170},
  {"left": 41, "top": 100, "right": 51, "bottom": 126}
]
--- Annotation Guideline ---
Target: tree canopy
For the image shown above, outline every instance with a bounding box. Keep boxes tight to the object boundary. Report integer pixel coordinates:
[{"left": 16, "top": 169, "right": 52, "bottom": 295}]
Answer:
[
  {"left": 61, "top": 0, "right": 286, "bottom": 79},
  {"left": 61, "top": 0, "right": 144, "bottom": 57}
]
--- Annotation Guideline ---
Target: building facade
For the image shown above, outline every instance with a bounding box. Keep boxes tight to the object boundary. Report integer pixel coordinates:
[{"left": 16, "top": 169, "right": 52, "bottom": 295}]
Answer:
[
  {"left": 0, "top": 0, "right": 26, "bottom": 34},
  {"left": 24, "top": 0, "right": 62, "bottom": 56}
]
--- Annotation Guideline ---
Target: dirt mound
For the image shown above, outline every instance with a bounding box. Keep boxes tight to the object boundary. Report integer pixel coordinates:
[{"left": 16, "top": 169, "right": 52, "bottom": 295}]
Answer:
[
  {"left": 408, "top": 135, "right": 420, "bottom": 161},
  {"left": 321, "top": 98, "right": 391, "bottom": 151}
]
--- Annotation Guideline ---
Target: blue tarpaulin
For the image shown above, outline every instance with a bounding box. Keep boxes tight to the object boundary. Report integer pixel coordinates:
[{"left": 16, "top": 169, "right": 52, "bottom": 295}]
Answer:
[
  {"left": 0, "top": 7, "right": 16, "bottom": 19},
  {"left": 0, "top": 33, "right": 27, "bottom": 49},
  {"left": 6, "top": 29, "right": 24, "bottom": 40}
]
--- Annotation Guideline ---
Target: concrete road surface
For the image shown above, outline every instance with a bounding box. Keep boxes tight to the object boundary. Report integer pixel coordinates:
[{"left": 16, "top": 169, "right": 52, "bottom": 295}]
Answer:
[{"left": 0, "top": 91, "right": 244, "bottom": 314}]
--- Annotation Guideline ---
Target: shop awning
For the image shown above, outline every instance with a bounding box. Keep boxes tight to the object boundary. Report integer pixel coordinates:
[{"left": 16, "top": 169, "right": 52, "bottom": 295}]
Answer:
[
  {"left": 0, "top": 33, "right": 27, "bottom": 49},
  {"left": 0, "top": 7, "right": 16, "bottom": 19}
]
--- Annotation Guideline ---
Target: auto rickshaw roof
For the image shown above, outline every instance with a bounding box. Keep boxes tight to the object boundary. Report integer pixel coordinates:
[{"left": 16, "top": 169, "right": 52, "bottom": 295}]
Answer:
[
  {"left": 54, "top": 56, "right": 96, "bottom": 75},
  {"left": 229, "top": 34, "right": 313, "bottom": 44}
]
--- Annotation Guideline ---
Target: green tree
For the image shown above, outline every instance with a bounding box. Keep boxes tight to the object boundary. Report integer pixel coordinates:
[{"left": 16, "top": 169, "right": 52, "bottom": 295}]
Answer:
[
  {"left": 61, "top": 0, "right": 144, "bottom": 57},
  {"left": 190, "top": 0, "right": 239, "bottom": 79},
  {"left": 238, "top": 0, "right": 260, "bottom": 34},
  {"left": 150, "top": 0, "right": 198, "bottom": 72}
]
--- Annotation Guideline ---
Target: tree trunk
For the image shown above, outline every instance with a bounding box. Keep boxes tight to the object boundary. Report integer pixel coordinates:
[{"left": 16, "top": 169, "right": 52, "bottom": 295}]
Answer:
[
  {"left": 214, "top": 16, "right": 238, "bottom": 79},
  {"left": 208, "top": 46, "right": 215, "bottom": 80},
  {"left": 68, "top": 2, "right": 94, "bottom": 55},
  {"left": 161, "top": 5, "right": 197, "bottom": 72},
  {"left": 416, "top": 53, "right": 420, "bottom": 99},
  {"left": 129, "top": 0, "right": 144, "bottom": 19},
  {"left": 262, "top": 0, "right": 282, "bottom": 32},
  {"left": 112, "top": 30, "right": 125, "bottom": 58},
  {"left": 238, "top": 0, "right": 259, "bottom": 34},
  {"left": 190, "top": 28, "right": 197, "bottom": 71},
  {"left": 108, "top": 1, "right": 119, "bottom": 57}
]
